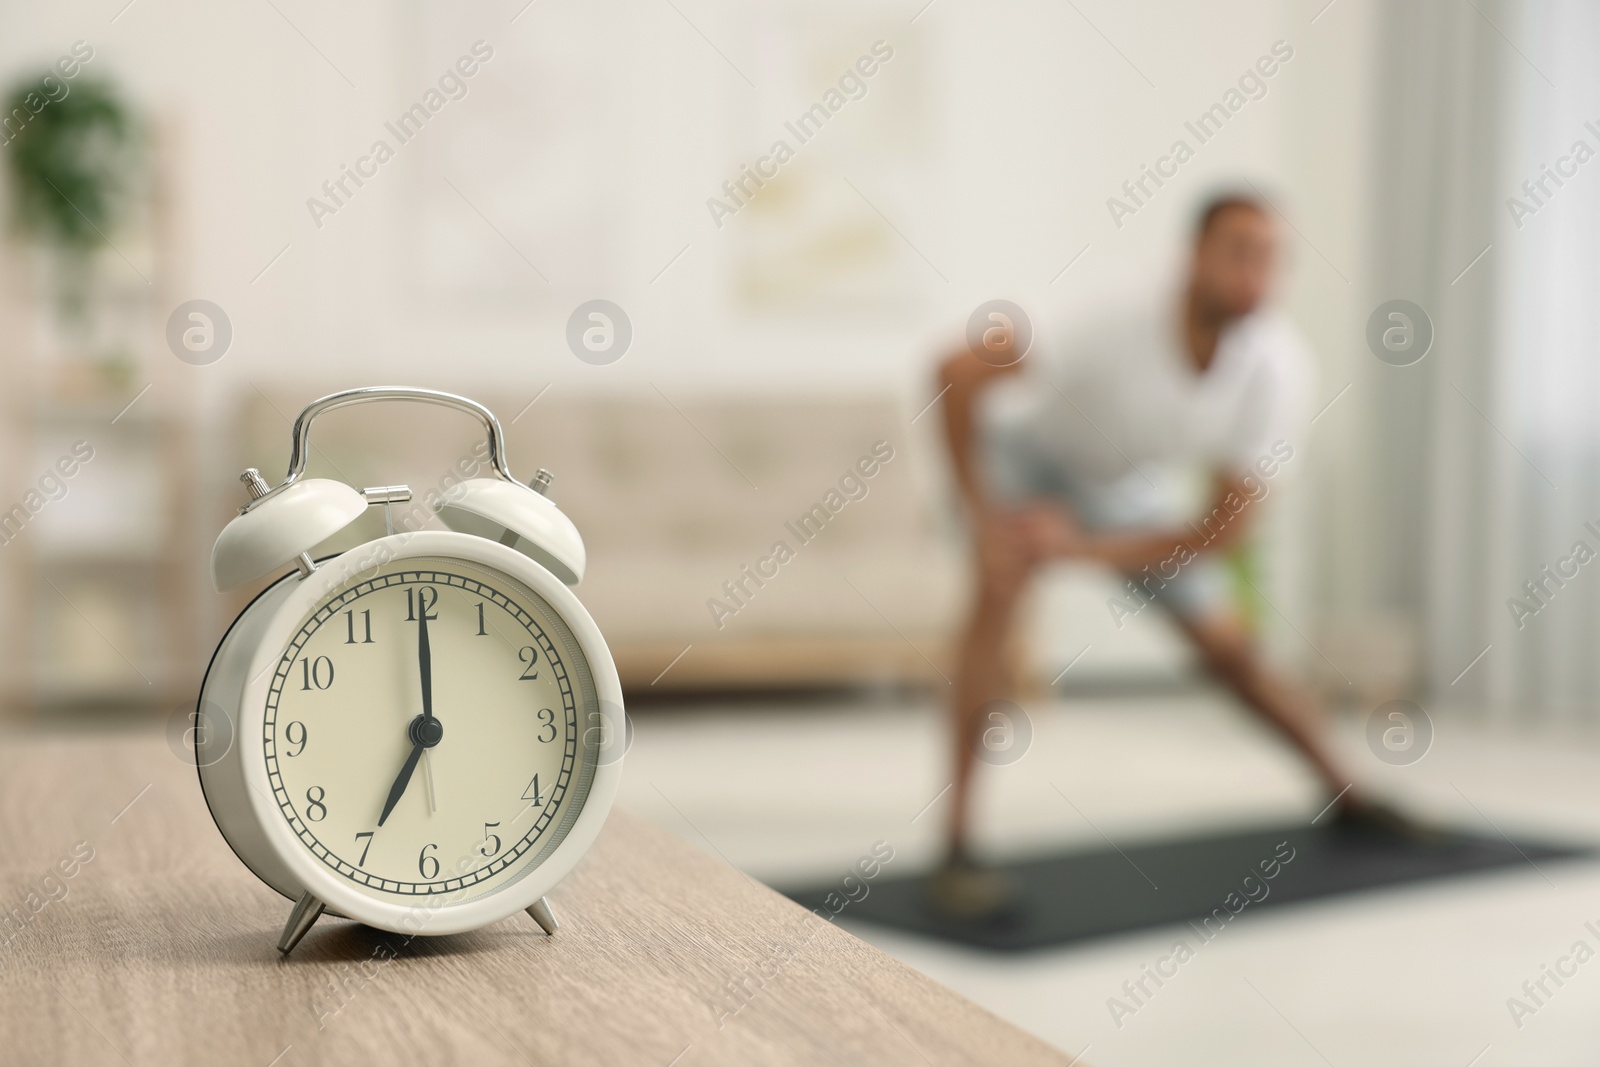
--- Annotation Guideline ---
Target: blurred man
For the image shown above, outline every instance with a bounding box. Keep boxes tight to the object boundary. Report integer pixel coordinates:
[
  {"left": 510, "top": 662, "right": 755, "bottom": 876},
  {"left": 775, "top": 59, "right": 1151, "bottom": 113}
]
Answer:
[{"left": 934, "top": 193, "right": 1390, "bottom": 919}]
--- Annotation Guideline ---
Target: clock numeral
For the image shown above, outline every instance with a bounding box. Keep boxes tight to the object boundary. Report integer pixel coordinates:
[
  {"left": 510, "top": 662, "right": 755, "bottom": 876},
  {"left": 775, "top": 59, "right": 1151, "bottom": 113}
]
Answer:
[
  {"left": 354, "top": 831, "right": 374, "bottom": 866},
  {"left": 536, "top": 707, "right": 557, "bottom": 743},
  {"left": 284, "top": 720, "right": 307, "bottom": 757},
  {"left": 479, "top": 821, "right": 502, "bottom": 858},
  {"left": 518, "top": 646, "right": 540, "bottom": 681},
  {"left": 418, "top": 842, "right": 440, "bottom": 880},
  {"left": 299, "top": 655, "right": 335, "bottom": 691},
  {"left": 344, "top": 608, "right": 374, "bottom": 644},
  {"left": 305, "top": 786, "right": 327, "bottom": 822},
  {"left": 405, "top": 586, "right": 439, "bottom": 622},
  {"left": 475, "top": 602, "right": 487, "bottom": 636},
  {"left": 521, "top": 774, "right": 545, "bottom": 806}
]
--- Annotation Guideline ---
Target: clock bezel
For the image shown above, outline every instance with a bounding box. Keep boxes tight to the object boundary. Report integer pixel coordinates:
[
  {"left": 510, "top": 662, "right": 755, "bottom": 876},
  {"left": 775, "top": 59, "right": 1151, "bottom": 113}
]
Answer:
[{"left": 235, "top": 530, "right": 623, "bottom": 936}]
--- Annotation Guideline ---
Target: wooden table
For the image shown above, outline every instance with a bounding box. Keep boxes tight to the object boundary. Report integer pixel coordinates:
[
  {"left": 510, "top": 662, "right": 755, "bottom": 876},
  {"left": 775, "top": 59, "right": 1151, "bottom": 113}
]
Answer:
[{"left": 0, "top": 732, "right": 1075, "bottom": 1066}]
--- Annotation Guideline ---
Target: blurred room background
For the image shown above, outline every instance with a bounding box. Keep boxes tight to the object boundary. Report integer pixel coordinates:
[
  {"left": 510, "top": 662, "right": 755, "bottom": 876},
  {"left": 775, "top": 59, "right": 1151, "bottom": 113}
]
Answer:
[{"left": 4, "top": 1, "right": 1599, "bottom": 1063}]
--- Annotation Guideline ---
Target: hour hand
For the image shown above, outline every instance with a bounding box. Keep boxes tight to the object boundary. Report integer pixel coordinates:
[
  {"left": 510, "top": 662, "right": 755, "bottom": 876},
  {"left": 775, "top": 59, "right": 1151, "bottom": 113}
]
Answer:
[
  {"left": 377, "top": 742, "right": 424, "bottom": 827},
  {"left": 382, "top": 710, "right": 444, "bottom": 826}
]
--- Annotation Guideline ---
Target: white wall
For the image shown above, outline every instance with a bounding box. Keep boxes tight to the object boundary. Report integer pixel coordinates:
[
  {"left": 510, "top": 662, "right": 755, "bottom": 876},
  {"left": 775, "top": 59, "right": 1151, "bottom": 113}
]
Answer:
[{"left": 0, "top": 0, "right": 1352, "bottom": 391}]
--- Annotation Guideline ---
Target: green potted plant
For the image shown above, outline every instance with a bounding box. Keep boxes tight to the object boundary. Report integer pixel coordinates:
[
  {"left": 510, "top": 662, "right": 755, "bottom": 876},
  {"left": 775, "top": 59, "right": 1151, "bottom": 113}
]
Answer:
[{"left": 3, "top": 76, "right": 141, "bottom": 383}]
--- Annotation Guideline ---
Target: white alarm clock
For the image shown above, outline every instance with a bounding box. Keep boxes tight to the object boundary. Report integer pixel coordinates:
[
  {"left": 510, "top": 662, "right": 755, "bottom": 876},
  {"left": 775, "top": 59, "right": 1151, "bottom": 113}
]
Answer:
[{"left": 195, "top": 387, "right": 624, "bottom": 954}]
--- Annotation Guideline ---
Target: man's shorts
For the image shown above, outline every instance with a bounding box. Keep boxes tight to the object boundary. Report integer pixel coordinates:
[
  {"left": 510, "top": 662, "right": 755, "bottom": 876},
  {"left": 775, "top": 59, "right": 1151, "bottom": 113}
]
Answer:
[{"left": 980, "top": 417, "right": 1231, "bottom": 620}]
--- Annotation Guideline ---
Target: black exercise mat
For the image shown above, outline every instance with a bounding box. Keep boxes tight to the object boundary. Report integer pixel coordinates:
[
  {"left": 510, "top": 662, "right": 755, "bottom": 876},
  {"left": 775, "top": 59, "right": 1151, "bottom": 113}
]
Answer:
[{"left": 781, "top": 822, "right": 1594, "bottom": 952}]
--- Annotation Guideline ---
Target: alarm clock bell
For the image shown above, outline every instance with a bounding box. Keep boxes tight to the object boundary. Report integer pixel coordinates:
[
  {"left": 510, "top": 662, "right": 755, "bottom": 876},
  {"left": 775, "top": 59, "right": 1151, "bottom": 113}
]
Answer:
[
  {"left": 210, "top": 475, "right": 366, "bottom": 591},
  {"left": 434, "top": 475, "right": 585, "bottom": 585}
]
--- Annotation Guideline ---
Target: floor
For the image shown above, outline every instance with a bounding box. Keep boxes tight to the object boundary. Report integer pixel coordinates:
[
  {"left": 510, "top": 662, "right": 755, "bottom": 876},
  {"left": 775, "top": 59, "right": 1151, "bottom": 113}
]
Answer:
[{"left": 617, "top": 690, "right": 1600, "bottom": 1067}]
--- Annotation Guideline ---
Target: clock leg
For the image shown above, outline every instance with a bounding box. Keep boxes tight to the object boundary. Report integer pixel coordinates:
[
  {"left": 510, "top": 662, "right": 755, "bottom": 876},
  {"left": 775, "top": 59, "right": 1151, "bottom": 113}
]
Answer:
[
  {"left": 277, "top": 890, "right": 326, "bottom": 955},
  {"left": 525, "top": 896, "right": 559, "bottom": 936}
]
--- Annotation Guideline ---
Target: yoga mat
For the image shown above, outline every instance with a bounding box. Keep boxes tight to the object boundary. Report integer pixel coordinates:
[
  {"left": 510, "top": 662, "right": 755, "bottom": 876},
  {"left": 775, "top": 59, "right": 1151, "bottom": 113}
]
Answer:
[{"left": 781, "top": 820, "right": 1593, "bottom": 953}]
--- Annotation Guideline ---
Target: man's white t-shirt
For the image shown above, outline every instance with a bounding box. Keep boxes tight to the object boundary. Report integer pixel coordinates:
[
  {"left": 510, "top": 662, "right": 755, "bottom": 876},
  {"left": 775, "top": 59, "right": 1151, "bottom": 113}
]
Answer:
[{"left": 977, "top": 298, "right": 1314, "bottom": 529}]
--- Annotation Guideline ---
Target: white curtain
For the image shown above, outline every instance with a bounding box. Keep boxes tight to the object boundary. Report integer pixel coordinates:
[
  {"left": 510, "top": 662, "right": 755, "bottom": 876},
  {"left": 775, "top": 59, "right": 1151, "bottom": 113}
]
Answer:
[
  {"left": 1365, "top": 1, "right": 1507, "bottom": 708},
  {"left": 1373, "top": 0, "right": 1600, "bottom": 728},
  {"left": 1480, "top": 0, "right": 1600, "bottom": 728}
]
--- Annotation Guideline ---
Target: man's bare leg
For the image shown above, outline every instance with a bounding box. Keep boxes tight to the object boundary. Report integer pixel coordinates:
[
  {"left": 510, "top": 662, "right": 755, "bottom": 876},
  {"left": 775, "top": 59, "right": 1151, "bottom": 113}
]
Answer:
[
  {"left": 947, "top": 549, "right": 1032, "bottom": 850},
  {"left": 933, "top": 534, "right": 1035, "bottom": 917},
  {"left": 1168, "top": 609, "right": 1351, "bottom": 797}
]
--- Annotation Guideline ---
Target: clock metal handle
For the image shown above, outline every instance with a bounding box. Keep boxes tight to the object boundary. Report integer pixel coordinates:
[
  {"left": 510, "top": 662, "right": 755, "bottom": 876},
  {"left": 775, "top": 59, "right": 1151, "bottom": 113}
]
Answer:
[{"left": 249, "top": 387, "right": 522, "bottom": 509}]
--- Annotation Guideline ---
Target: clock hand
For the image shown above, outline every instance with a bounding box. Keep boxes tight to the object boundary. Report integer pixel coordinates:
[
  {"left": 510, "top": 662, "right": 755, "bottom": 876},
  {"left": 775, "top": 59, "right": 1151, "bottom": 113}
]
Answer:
[
  {"left": 377, "top": 742, "right": 424, "bottom": 827},
  {"left": 418, "top": 592, "right": 433, "bottom": 725}
]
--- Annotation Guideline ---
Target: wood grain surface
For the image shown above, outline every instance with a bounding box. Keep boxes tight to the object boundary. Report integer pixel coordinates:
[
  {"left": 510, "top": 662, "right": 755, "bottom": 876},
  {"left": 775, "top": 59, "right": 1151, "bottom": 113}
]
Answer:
[{"left": 0, "top": 731, "right": 1076, "bottom": 1066}]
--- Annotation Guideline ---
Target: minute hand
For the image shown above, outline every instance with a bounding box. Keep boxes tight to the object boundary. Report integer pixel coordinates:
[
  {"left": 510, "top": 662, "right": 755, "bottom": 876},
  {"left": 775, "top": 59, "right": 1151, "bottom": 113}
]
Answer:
[{"left": 418, "top": 596, "right": 433, "bottom": 723}]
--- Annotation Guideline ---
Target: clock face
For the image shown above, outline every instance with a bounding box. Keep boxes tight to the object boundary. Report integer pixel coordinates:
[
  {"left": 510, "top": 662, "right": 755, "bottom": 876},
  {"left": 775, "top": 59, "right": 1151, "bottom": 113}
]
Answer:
[{"left": 262, "top": 556, "right": 601, "bottom": 907}]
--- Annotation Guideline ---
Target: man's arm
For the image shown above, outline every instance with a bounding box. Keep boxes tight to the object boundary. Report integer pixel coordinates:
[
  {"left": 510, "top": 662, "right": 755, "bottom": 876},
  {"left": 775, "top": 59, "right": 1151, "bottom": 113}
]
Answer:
[
  {"left": 1078, "top": 470, "right": 1264, "bottom": 571},
  {"left": 936, "top": 347, "right": 1021, "bottom": 515}
]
